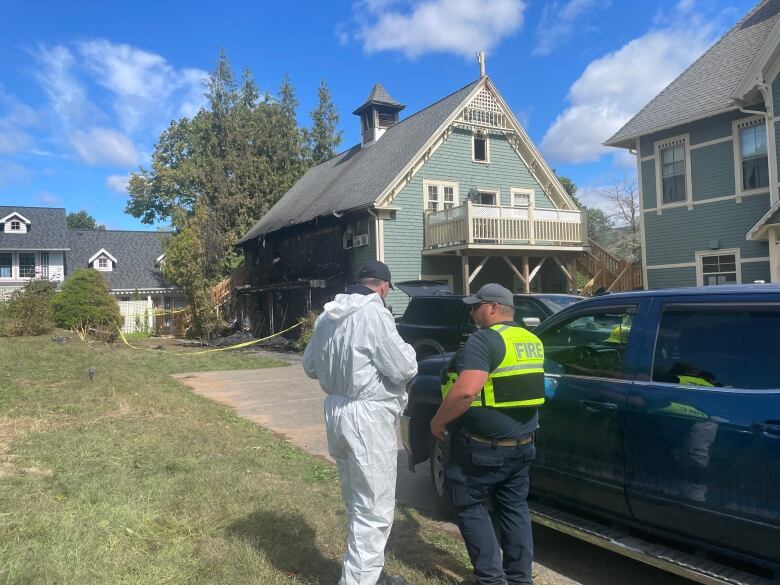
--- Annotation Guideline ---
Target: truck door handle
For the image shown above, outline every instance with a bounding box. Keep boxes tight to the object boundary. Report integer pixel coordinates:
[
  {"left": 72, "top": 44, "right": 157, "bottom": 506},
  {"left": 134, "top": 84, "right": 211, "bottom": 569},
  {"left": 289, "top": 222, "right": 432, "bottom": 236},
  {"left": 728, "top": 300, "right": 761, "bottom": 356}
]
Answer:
[
  {"left": 579, "top": 400, "right": 618, "bottom": 412},
  {"left": 752, "top": 421, "right": 780, "bottom": 437}
]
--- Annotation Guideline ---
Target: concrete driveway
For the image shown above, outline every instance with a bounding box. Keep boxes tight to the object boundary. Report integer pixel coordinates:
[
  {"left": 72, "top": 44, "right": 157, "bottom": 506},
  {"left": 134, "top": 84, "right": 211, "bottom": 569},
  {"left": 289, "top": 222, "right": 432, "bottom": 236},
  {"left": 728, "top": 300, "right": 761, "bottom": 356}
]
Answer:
[{"left": 173, "top": 359, "right": 693, "bottom": 585}]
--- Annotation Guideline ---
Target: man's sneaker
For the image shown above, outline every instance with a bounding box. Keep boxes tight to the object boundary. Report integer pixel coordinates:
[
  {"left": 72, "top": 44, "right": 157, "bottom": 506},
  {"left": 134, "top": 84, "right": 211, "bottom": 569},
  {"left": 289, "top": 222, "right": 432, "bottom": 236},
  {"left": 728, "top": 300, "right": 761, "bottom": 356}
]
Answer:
[{"left": 376, "top": 571, "right": 409, "bottom": 585}]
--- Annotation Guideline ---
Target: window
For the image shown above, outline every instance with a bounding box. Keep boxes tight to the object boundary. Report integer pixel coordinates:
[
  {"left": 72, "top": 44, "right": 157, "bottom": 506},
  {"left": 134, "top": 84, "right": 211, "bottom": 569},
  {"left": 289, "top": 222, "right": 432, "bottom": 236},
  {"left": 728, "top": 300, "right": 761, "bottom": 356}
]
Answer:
[
  {"left": 343, "top": 220, "right": 370, "bottom": 249},
  {"left": 697, "top": 250, "right": 739, "bottom": 286},
  {"left": 19, "top": 253, "right": 36, "bottom": 278},
  {"left": 423, "top": 180, "right": 458, "bottom": 211},
  {"left": 0, "top": 253, "right": 11, "bottom": 278},
  {"left": 740, "top": 123, "right": 769, "bottom": 191},
  {"left": 9, "top": 220, "right": 21, "bottom": 231},
  {"left": 97, "top": 257, "right": 109, "bottom": 270},
  {"left": 661, "top": 143, "right": 686, "bottom": 203},
  {"left": 511, "top": 188, "right": 533, "bottom": 208},
  {"left": 539, "top": 307, "right": 636, "bottom": 379},
  {"left": 40, "top": 252, "right": 49, "bottom": 279},
  {"left": 513, "top": 300, "right": 547, "bottom": 324},
  {"left": 377, "top": 110, "right": 395, "bottom": 128},
  {"left": 652, "top": 305, "right": 780, "bottom": 390},
  {"left": 427, "top": 185, "right": 440, "bottom": 211},
  {"left": 473, "top": 132, "right": 489, "bottom": 163},
  {"left": 476, "top": 190, "right": 497, "bottom": 205}
]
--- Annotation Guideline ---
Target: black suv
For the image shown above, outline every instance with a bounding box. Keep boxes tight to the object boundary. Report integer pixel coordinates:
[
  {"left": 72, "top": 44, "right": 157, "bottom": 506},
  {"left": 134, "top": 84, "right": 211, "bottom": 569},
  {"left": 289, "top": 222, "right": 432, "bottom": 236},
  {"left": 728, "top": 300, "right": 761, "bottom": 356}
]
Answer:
[{"left": 395, "top": 282, "right": 583, "bottom": 360}]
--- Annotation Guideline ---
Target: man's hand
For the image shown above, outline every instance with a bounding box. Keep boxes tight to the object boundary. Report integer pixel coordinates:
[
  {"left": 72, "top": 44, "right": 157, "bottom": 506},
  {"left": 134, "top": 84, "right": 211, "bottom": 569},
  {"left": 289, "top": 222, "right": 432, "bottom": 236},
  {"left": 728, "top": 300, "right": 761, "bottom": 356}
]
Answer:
[{"left": 431, "top": 416, "right": 448, "bottom": 441}]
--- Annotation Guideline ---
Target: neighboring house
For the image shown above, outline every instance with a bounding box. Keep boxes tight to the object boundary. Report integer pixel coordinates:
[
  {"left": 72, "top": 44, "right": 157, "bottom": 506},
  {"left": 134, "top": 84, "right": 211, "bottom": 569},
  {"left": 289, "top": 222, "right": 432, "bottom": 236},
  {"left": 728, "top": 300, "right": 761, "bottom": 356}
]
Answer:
[
  {"left": 0, "top": 205, "right": 186, "bottom": 332},
  {"left": 606, "top": 0, "right": 780, "bottom": 288},
  {"left": 0, "top": 206, "right": 68, "bottom": 300},
  {"left": 239, "top": 73, "right": 587, "bottom": 332}
]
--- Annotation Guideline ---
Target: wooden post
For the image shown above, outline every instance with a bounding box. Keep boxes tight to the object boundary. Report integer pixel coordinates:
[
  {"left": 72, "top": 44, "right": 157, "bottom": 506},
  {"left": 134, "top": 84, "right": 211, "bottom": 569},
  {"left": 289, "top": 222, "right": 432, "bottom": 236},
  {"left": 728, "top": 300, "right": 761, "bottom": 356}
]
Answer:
[
  {"left": 462, "top": 255, "right": 470, "bottom": 295},
  {"left": 466, "top": 200, "right": 474, "bottom": 244},
  {"left": 522, "top": 256, "right": 530, "bottom": 293},
  {"left": 567, "top": 258, "right": 577, "bottom": 293}
]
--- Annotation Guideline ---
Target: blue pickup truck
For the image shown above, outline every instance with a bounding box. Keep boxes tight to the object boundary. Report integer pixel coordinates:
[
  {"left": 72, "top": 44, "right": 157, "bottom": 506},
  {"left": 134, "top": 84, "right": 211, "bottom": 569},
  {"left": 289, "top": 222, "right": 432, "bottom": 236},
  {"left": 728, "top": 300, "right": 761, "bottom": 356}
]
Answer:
[{"left": 400, "top": 285, "right": 780, "bottom": 584}]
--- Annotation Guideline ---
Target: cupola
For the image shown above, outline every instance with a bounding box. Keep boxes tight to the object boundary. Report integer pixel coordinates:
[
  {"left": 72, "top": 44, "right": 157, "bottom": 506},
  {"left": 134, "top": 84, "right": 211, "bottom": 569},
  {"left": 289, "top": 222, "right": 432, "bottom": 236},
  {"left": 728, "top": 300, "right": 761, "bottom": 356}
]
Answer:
[{"left": 352, "top": 83, "right": 405, "bottom": 147}]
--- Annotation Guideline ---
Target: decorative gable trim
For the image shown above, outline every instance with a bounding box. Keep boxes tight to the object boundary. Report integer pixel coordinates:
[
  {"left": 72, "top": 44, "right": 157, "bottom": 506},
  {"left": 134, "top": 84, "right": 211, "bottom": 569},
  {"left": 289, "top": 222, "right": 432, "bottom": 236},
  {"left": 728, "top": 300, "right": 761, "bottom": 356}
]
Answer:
[
  {"left": 0, "top": 212, "right": 31, "bottom": 224},
  {"left": 733, "top": 17, "right": 780, "bottom": 101},
  {"left": 374, "top": 77, "right": 577, "bottom": 211},
  {"left": 88, "top": 248, "right": 118, "bottom": 265}
]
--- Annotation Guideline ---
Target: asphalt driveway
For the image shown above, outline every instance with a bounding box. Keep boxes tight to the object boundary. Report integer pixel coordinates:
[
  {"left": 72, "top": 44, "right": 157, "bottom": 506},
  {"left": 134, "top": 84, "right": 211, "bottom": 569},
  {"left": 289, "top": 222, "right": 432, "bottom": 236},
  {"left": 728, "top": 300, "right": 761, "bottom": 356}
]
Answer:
[{"left": 173, "top": 358, "right": 693, "bottom": 585}]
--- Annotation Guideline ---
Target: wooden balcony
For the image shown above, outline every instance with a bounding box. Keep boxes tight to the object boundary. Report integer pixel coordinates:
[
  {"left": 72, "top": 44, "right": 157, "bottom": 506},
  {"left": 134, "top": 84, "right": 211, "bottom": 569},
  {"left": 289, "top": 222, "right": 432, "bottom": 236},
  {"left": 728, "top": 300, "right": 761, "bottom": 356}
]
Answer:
[{"left": 424, "top": 201, "right": 586, "bottom": 254}]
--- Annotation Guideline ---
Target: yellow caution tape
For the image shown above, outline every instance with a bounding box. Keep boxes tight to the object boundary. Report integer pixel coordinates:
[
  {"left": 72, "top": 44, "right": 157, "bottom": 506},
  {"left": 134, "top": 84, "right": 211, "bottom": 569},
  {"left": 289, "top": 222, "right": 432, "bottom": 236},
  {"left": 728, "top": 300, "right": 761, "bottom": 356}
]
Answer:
[{"left": 117, "top": 321, "right": 302, "bottom": 355}]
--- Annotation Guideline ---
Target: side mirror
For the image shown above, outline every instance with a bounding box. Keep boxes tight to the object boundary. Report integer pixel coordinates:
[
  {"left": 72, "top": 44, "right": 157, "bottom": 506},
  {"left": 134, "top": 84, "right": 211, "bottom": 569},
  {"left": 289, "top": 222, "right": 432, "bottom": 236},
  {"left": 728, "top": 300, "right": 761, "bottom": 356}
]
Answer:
[{"left": 522, "top": 317, "right": 541, "bottom": 329}]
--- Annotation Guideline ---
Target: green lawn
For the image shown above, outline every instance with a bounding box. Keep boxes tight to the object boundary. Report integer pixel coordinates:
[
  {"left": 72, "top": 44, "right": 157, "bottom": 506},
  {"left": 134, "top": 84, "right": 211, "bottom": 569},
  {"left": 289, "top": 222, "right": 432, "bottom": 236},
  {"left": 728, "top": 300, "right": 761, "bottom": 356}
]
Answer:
[{"left": 0, "top": 335, "right": 469, "bottom": 585}]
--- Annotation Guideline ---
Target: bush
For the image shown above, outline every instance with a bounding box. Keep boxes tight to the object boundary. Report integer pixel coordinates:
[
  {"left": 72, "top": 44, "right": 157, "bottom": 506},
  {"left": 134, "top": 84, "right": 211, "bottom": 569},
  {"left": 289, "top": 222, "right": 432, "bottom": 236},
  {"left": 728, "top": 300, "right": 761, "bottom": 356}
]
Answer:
[
  {"left": 52, "top": 269, "right": 123, "bottom": 340},
  {"left": 295, "top": 310, "right": 321, "bottom": 352},
  {"left": 1, "top": 279, "right": 57, "bottom": 336}
]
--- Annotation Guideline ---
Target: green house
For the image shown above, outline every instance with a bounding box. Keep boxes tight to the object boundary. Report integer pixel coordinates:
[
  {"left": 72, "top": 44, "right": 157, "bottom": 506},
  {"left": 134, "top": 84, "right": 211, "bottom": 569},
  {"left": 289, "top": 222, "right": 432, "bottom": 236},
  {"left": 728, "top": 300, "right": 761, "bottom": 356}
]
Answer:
[
  {"left": 606, "top": 0, "right": 780, "bottom": 288},
  {"left": 239, "top": 73, "right": 587, "bottom": 329}
]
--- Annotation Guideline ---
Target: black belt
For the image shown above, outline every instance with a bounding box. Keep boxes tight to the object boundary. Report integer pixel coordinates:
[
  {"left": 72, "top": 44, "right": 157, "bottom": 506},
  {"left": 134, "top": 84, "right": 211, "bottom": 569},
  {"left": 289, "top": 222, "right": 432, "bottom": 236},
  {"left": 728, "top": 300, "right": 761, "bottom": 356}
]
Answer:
[{"left": 461, "top": 430, "right": 534, "bottom": 448}]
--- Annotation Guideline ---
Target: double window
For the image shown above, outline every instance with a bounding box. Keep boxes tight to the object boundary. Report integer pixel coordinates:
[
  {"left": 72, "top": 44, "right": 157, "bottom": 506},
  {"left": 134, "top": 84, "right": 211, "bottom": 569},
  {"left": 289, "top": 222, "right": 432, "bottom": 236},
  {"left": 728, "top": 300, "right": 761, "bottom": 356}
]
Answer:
[
  {"left": 18, "top": 253, "right": 36, "bottom": 278},
  {"left": 423, "top": 180, "right": 458, "bottom": 211},
  {"left": 739, "top": 122, "right": 769, "bottom": 191}
]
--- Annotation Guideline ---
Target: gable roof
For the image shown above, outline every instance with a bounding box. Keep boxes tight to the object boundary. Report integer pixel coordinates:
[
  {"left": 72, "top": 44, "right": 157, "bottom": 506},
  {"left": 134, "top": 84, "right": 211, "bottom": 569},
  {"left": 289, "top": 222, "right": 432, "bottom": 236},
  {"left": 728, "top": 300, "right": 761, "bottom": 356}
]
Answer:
[
  {"left": 239, "top": 80, "right": 481, "bottom": 243},
  {"left": 605, "top": 0, "right": 780, "bottom": 149},
  {"left": 0, "top": 212, "right": 31, "bottom": 224},
  {"left": 67, "top": 230, "right": 175, "bottom": 291},
  {"left": 0, "top": 206, "right": 69, "bottom": 249}
]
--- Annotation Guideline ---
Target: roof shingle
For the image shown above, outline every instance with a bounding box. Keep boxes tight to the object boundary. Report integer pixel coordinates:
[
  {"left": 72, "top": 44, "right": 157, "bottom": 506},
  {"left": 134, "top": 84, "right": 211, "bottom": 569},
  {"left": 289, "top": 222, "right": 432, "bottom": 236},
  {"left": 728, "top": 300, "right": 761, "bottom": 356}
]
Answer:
[{"left": 0, "top": 206, "right": 69, "bottom": 249}]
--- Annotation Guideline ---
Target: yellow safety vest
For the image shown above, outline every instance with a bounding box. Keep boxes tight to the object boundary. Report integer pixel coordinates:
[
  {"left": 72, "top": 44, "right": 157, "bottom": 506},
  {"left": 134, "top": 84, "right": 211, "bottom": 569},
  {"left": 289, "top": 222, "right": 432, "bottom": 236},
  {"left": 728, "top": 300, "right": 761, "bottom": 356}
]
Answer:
[
  {"left": 441, "top": 323, "right": 545, "bottom": 409},
  {"left": 654, "top": 375, "right": 712, "bottom": 419}
]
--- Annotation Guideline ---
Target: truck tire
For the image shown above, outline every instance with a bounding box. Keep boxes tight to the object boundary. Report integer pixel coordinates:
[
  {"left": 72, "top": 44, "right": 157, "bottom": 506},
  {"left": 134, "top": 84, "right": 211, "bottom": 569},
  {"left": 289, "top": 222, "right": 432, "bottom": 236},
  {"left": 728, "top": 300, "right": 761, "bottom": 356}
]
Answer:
[
  {"left": 414, "top": 340, "right": 445, "bottom": 361},
  {"left": 429, "top": 437, "right": 455, "bottom": 518}
]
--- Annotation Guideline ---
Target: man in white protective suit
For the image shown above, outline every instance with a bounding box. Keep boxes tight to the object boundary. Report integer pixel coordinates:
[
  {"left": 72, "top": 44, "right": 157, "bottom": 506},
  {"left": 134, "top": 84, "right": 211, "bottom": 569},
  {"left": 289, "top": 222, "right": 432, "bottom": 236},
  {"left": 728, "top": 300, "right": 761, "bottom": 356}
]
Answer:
[{"left": 303, "top": 260, "right": 418, "bottom": 585}]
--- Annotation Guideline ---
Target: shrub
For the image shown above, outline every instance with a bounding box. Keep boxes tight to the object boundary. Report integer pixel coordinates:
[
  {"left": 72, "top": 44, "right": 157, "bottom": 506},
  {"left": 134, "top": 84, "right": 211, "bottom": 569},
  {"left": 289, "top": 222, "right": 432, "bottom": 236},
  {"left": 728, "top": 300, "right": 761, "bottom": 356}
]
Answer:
[
  {"left": 295, "top": 310, "right": 321, "bottom": 352},
  {"left": 1, "top": 279, "right": 56, "bottom": 336},
  {"left": 52, "top": 269, "right": 123, "bottom": 340}
]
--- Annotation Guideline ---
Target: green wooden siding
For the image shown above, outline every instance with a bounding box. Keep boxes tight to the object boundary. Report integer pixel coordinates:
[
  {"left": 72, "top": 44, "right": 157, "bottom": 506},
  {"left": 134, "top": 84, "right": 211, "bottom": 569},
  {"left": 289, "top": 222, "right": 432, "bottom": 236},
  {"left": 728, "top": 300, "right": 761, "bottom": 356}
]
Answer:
[
  {"left": 350, "top": 217, "right": 377, "bottom": 280},
  {"left": 691, "top": 141, "right": 735, "bottom": 200},
  {"left": 646, "top": 266, "right": 696, "bottom": 289},
  {"left": 644, "top": 194, "right": 771, "bottom": 265},
  {"left": 741, "top": 261, "right": 771, "bottom": 284},
  {"left": 641, "top": 159, "right": 656, "bottom": 209},
  {"left": 383, "top": 127, "right": 558, "bottom": 315},
  {"left": 775, "top": 120, "right": 780, "bottom": 181},
  {"left": 639, "top": 109, "right": 756, "bottom": 154},
  {"left": 773, "top": 74, "right": 780, "bottom": 112}
]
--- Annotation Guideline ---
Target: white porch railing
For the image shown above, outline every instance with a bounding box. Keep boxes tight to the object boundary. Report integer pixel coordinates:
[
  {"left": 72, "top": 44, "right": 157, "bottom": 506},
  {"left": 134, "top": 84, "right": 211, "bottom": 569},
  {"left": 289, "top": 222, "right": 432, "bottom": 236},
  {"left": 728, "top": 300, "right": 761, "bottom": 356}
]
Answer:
[{"left": 425, "top": 201, "right": 584, "bottom": 249}]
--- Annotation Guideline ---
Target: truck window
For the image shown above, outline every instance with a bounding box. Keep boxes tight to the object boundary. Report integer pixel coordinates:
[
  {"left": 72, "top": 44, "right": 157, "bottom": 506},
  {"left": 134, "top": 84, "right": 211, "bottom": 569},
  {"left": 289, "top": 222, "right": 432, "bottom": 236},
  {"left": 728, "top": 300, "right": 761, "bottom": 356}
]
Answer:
[
  {"left": 402, "top": 299, "right": 462, "bottom": 327},
  {"left": 513, "top": 300, "right": 547, "bottom": 323},
  {"left": 652, "top": 305, "right": 780, "bottom": 390},
  {"left": 538, "top": 307, "right": 636, "bottom": 379}
]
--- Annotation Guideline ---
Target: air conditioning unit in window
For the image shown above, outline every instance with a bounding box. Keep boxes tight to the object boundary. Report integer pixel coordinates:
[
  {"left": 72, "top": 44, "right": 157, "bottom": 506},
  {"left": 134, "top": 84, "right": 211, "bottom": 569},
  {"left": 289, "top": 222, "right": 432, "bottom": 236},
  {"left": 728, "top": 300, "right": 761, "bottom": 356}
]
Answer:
[{"left": 352, "top": 234, "right": 369, "bottom": 248}]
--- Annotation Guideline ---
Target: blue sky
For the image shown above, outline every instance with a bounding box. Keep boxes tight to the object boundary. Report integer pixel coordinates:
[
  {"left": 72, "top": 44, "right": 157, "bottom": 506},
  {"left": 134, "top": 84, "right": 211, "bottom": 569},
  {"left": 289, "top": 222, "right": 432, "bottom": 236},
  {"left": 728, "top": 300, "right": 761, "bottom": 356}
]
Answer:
[{"left": 0, "top": 0, "right": 758, "bottom": 229}]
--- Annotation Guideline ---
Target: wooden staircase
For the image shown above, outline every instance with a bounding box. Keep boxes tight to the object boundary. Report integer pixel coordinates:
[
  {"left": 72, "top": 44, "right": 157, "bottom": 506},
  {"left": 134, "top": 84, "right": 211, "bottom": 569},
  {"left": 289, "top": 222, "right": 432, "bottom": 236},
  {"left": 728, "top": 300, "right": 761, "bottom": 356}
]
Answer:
[{"left": 578, "top": 239, "right": 642, "bottom": 294}]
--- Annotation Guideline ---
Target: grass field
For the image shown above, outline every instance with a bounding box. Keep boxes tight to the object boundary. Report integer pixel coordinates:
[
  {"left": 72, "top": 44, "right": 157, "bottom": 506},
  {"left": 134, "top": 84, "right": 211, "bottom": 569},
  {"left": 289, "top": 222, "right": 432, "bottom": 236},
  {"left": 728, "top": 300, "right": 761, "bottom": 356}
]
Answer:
[{"left": 0, "top": 334, "right": 471, "bottom": 584}]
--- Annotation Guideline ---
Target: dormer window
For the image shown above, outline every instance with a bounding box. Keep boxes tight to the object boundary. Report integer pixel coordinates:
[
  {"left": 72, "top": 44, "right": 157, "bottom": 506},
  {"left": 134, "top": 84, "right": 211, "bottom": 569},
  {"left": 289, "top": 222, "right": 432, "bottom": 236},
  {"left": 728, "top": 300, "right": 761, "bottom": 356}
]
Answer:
[
  {"left": 10, "top": 220, "right": 21, "bottom": 231},
  {"left": 97, "top": 257, "right": 109, "bottom": 270},
  {"left": 88, "top": 248, "right": 117, "bottom": 272},
  {"left": 1, "top": 212, "right": 31, "bottom": 234}
]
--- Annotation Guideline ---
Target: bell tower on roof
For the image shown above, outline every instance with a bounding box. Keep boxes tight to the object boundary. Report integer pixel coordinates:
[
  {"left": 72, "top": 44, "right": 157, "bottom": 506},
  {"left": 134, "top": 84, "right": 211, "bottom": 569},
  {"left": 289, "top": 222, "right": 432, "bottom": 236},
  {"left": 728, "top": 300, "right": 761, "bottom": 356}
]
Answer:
[{"left": 353, "top": 83, "right": 405, "bottom": 147}]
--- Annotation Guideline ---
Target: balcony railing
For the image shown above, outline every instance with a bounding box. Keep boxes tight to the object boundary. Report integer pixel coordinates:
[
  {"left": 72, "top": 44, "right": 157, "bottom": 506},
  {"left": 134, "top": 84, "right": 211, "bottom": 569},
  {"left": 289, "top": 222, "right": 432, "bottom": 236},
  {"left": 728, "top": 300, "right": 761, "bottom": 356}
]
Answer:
[{"left": 425, "top": 201, "right": 585, "bottom": 250}]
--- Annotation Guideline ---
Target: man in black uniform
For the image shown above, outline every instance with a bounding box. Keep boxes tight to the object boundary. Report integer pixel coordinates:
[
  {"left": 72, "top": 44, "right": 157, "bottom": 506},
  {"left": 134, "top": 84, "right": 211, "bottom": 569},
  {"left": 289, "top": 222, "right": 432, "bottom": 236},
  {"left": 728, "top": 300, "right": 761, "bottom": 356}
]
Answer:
[{"left": 431, "top": 283, "right": 545, "bottom": 585}]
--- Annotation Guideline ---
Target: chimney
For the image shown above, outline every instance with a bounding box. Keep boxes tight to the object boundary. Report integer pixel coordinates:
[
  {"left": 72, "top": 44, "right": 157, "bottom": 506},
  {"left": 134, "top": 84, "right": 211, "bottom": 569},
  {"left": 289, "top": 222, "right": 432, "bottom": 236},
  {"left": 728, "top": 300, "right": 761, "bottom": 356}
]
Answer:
[{"left": 352, "top": 83, "right": 405, "bottom": 147}]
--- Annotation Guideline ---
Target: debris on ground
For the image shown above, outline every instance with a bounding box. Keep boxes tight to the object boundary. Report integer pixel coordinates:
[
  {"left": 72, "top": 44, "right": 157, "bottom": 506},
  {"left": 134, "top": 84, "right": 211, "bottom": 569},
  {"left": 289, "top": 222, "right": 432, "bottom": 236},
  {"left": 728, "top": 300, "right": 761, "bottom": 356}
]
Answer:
[{"left": 51, "top": 336, "right": 72, "bottom": 343}]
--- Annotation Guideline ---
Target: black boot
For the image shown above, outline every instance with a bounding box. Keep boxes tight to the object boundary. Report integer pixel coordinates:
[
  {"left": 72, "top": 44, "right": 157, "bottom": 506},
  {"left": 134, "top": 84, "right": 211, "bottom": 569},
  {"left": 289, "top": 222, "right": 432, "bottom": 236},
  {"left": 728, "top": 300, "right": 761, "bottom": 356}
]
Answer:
[{"left": 376, "top": 571, "right": 409, "bottom": 585}]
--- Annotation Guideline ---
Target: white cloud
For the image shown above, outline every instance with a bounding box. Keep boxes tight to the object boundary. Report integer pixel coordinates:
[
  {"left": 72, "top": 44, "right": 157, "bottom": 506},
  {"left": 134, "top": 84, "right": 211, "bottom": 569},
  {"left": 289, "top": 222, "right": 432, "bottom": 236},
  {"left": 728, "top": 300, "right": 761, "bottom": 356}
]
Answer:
[
  {"left": 356, "top": 0, "right": 527, "bottom": 59},
  {"left": 70, "top": 127, "right": 140, "bottom": 167},
  {"left": 106, "top": 173, "right": 130, "bottom": 194},
  {"left": 541, "top": 2, "right": 720, "bottom": 164},
  {"left": 36, "top": 191, "right": 62, "bottom": 205},
  {"left": 0, "top": 89, "right": 40, "bottom": 155},
  {"left": 76, "top": 40, "right": 208, "bottom": 133},
  {"left": 533, "top": 0, "right": 608, "bottom": 56}
]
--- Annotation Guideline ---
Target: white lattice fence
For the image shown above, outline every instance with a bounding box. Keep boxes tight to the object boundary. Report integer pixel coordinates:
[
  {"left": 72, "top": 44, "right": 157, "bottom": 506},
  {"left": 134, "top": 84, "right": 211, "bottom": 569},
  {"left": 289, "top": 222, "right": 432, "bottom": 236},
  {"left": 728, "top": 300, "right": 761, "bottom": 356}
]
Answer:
[{"left": 118, "top": 299, "right": 154, "bottom": 333}]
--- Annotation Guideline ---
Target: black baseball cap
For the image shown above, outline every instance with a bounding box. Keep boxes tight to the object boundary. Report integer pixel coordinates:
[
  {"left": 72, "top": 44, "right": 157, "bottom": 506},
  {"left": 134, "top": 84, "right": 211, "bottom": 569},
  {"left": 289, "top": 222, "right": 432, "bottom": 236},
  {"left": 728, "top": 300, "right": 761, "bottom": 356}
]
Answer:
[{"left": 358, "top": 260, "right": 394, "bottom": 289}]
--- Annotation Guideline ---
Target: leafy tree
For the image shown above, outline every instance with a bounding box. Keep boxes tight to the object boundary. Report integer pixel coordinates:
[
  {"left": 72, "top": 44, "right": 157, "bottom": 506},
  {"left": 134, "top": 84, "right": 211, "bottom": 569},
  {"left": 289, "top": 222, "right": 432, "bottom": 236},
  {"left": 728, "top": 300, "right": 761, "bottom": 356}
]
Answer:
[
  {"left": 556, "top": 175, "right": 580, "bottom": 207},
  {"left": 309, "top": 80, "right": 342, "bottom": 164},
  {"left": 586, "top": 206, "right": 615, "bottom": 246},
  {"left": 160, "top": 205, "right": 222, "bottom": 339},
  {"left": 67, "top": 210, "right": 106, "bottom": 230},
  {"left": 52, "top": 269, "right": 122, "bottom": 340},
  {"left": 1, "top": 278, "right": 56, "bottom": 336}
]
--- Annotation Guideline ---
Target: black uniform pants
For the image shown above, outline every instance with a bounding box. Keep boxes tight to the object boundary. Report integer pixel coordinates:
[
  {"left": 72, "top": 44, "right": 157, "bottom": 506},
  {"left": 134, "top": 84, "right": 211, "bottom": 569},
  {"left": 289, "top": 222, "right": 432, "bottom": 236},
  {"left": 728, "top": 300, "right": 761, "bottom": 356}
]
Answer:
[{"left": 445, "top": 430, "right": 535, "bottom": 585}]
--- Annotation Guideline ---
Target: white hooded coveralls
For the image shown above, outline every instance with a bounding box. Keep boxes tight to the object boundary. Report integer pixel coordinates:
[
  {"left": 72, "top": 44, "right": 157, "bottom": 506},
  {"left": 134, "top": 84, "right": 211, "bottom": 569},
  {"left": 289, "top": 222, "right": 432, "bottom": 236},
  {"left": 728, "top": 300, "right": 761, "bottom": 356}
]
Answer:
[{"left": 303, "top": 291, "right": 418, "bottom": 585}]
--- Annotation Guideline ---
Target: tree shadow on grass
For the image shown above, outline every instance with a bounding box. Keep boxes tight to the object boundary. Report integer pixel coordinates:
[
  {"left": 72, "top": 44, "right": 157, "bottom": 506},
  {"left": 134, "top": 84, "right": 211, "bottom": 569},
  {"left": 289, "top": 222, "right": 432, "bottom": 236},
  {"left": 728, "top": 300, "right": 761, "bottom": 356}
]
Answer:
[
  {"left": 229, "top": 510, "right": 341, "bottom": 585},
  {"left": 388, "top": 503, "right": 469, "bottom": 583}
]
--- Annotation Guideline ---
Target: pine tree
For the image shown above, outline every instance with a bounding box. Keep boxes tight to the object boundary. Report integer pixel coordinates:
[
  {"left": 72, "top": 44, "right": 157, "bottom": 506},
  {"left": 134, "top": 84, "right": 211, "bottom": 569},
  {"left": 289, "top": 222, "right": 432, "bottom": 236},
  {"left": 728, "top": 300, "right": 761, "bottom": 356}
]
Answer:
[{"left": 309, "top": 80, "right": 342, "bottom": 165}]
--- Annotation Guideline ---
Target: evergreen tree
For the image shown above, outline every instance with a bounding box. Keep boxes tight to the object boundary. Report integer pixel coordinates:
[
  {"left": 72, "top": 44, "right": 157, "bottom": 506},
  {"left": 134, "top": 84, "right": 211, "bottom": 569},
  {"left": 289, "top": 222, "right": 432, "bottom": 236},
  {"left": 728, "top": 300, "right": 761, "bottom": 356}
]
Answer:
[
  {"left": 309, "top": 80, "right": 342, "bottom": 165},
  {"left": 67, "top": 210, "right": 106, "bottom": 230}
]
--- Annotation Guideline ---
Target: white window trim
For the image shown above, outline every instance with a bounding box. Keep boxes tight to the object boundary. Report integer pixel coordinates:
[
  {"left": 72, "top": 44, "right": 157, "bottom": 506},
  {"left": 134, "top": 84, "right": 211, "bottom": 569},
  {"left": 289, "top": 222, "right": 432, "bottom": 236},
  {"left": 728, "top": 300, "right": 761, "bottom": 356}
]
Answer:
[
  {"left": 88, "top": 248, "right": 117, "bottom": 265},
  {"left": 732, "top": 115, "right": 770, "bottom": 201},
  {"left": 17, "top": 252, "right": 38, "bottom": 280},
  {"left": 423, "top": 179, "right": 459, "bottom": 211},
  {"left": 0, "top": 252, "right": 14, "bottom": 280},
  {"left": 95, "top": 256, "right": 113, "bottom": 272},
  {"left": 510, "top": 187, "right": 535, "bottom": 208},
  {"left": 0, "top": 212, "right": 31, "bottom": 225},
  {"left": 654, "top": 134, "right": 693, "bottom": 210},
  {"left": 695, "top": 248, "right": 742, "bottom": 286},
  {"left": 474, "top": 187, "right": 500, "bottom": 206},
  {"left": 472, "top": 131, "right": 490, "bottom": 164},
  {"left": 420, "top": 273, "right": 454, "bottom": 290}
]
